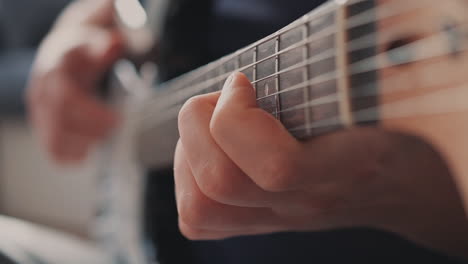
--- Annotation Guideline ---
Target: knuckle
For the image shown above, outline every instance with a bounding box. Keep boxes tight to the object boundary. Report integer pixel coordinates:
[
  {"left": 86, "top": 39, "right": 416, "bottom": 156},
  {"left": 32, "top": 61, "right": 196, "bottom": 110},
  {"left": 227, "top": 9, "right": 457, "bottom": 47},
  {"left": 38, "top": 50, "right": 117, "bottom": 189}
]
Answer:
[
  {"left": 178, "top": 192, "right": 211, "bottom": 229},
  {"left": 178, "top": 96, "right": 205, "bottom": 130},
  {"left": 196, "top": 163, "right": 236, "bottom": 203},
  {"left": 256, "top": 156, "right": 296, "bottom": 192},
  {"left": 209, "top": 108, "right": 229, "bottom": 140}
]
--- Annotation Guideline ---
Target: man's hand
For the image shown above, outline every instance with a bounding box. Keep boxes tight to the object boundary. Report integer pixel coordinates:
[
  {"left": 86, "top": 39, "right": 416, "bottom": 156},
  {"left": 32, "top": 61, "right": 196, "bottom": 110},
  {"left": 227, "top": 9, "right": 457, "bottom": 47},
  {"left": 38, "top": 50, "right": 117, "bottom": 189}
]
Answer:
[
  {"left": 27, "top": 0, "right": 123, "bottom": 163},
  {"left": 175, "top": 72, "right": 468, "bottom": 257}
]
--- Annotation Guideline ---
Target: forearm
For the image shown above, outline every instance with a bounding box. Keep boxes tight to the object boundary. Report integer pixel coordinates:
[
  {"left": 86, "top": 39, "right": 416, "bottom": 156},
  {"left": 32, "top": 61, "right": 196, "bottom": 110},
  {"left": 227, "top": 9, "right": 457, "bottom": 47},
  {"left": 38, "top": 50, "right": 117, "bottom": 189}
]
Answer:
[{"left": 375, "top": 135, "right": 468, "bottom": 259}]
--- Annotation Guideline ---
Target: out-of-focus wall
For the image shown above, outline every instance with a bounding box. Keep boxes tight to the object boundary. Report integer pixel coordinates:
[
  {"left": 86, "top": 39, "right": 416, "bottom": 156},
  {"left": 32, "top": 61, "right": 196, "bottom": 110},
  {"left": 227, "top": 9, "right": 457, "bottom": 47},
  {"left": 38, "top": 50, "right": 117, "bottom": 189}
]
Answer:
[
  {"left": 0, "top": 118, "right": 100, "bottom": 238},
  {"left": 0, "top": 0, "right": 98, "bottom": 239}
]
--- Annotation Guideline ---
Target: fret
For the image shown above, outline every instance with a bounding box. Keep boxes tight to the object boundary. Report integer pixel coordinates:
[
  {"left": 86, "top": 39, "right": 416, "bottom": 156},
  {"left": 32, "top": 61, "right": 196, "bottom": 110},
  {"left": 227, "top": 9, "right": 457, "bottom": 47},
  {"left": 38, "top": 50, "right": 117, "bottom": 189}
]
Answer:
[
  {"left": 145, "top": 1, "right": 348, "bottom": 140},
  {"left": 240, "top": 48, "right": 255, "bottom": 81},
  {"left": 253, "top": 46, "right": 258, "bottom": 83},
  {"left": 155, "top": 1, "right": 337, "bottom": 99},
  {"left": 275, "top": 36, "right": 281, "bottom": 120},
  {"left": 307, "top": 8, "right": 342, "bottom": 136},
  {"left": 347, "top": 0, "right": 379, "bottom": 124},
  {"left": 256, "top": 77, "right": 278, "bottom": 115},
  {"left": 251, "top": 46, "right": 259, "bottom": 95},
  {"left": 336, "top": 2, "right": 354, "bottom": 127},
  {"left": 302, "top": 21, "right": 312, "bottom": 136},
  {"left": 256, "top": 37, "right": 280, "bottom": 117},
  {"left": 256, "top": 39, "right": 277, "bottom": 79},
  {"left": 205, "top": 63, "right": 223, "bottom": 92},
  {"left": 218, "top": 60, "right": 226, "bottom": 90},
  {"left": 277, "top": 24, "right": 310, "bottom": 138},
  {"left": 235, "top": 54, "right": 241, "bottom": 70},
  {"left": 224, "top": 56, "right": 239, "bottom": 73},
  {"left": 156, "top": 7, "right": 337, "bottom": 109},
  {"left": 269, "top": 9, "right": 340, "bottom": 138}
]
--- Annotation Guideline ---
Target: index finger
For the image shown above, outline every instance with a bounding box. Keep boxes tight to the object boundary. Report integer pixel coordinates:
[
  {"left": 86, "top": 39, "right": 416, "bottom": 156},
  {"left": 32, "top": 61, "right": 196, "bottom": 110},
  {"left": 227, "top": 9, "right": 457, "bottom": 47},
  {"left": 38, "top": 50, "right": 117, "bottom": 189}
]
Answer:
[{"left": 210, "top": 73, "right": 305, "bottom": 192}]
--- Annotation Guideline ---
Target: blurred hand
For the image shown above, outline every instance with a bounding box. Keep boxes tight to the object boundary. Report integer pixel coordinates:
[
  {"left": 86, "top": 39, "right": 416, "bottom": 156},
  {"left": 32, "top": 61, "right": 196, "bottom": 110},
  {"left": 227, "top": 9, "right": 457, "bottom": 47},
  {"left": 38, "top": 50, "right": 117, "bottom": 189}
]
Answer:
[
  {"left": 27, "top": 0, "right": 124, "bottom": 163},
  {"left": 175, "top": 73, "right": 468, "bottom": 256}
]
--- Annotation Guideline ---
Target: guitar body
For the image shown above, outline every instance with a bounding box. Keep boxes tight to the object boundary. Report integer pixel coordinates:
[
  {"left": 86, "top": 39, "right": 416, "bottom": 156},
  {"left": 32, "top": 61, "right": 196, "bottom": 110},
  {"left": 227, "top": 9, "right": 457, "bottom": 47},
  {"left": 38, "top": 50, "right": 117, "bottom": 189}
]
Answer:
[{"left": 376, "top": 0, "right": 468, "bottom": 202}]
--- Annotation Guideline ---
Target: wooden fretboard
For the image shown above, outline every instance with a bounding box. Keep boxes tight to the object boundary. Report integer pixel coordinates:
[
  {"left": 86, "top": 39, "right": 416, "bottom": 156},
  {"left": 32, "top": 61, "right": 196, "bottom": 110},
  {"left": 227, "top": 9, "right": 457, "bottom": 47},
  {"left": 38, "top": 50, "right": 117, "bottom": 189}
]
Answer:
[{"left": 132, "top": 0, "right": 379, "bottom": 167}]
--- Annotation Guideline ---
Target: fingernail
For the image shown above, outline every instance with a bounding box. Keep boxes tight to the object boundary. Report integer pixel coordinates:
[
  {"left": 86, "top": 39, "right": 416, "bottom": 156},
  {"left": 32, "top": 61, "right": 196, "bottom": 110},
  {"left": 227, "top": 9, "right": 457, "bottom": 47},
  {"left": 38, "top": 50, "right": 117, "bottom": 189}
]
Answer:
[{"left": 223, "top": 72, "right": 236, "bottom": 90}]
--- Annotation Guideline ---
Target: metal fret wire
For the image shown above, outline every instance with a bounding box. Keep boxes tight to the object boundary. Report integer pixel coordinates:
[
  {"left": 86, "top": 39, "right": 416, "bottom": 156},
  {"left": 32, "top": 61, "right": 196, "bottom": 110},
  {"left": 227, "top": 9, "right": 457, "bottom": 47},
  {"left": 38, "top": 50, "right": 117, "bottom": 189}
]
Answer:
[
  {"left": 155, "top": 0, "right": 409, "bottom": 94},
  {"left": 274, "top": 38, "right": 468, "bottom": 116},
  {"left": 274, "top": 35, "right": 281, "bottom": 120},
  {"left": 139, "top": 3, "right": 423, "bottom": 128},
  {"left": 302, "top": 22, "right": 313, "bottom": 136},
  {"left": 261, "top": 22, "right": 459, "bottom": 102},
  {"left": 253, "top": 46, "right": 258, "bottom": 85},
  {"left": 139, "top": 9, "right": 427, "bottom": 127},
  {"left": 288, "top": 83, "right": 468, "bottom": 133},
  {"left": 139, "top": 25, "right": 468, "bottom": 131},
  {"left": 142, "top": 43, "right": 468, "bottom": 133},
  {"left": 283, "top": 52, "right": 468, "bottom": 118},
  {"left": 137, "top": 2, "right": 440, "bottom": 131},
  {"left": 141, "top": 0, "right": 421, "bottom": 108},
  {"left": 154, "top": 1, "right": 337, "bottom": 93}
]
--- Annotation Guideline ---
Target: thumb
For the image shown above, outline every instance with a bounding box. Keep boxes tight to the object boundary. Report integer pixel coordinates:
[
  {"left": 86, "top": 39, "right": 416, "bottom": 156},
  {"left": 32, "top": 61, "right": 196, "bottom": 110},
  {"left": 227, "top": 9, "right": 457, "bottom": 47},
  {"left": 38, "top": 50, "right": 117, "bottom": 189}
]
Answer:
[
  {"left": 87, "top": 29, "right": 124, "bottom": 74},
  {"left": 64, "top": 29, "right": 124, "bottom": 80},
  {"left": 85, "top": 0, "right": 117, "bottom": 26}
]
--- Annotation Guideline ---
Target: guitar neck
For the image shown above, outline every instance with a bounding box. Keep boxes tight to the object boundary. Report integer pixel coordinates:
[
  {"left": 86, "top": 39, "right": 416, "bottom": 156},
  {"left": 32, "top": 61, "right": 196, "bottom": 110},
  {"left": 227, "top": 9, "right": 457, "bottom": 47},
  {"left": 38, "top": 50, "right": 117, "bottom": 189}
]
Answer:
[
  {"left": 143, "top": 0, "right": 379, "bottom": 141},
  {"left": 132, "top": 0, "right": 379, "bottom": 167}
]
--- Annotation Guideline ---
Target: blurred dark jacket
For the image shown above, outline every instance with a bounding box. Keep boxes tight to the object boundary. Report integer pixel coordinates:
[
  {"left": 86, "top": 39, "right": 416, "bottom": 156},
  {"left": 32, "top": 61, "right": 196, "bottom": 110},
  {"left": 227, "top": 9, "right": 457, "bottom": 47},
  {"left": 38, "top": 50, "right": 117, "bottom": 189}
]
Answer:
[{"left": 0, "top": 0, "right": 70, "bottom": 116}]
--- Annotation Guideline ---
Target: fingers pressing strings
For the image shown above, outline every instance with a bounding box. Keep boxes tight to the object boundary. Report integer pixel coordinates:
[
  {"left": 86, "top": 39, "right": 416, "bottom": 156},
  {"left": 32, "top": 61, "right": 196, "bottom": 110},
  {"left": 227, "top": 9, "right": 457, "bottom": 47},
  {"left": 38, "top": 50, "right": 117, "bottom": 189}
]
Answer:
[
  {"left": 140, "top": 18, "right": 468, "bottom": 133},
  {"left": 178, "top": 87, "right": 306, "bottom": 207},
  {"left": 210, "top": 73, "right": 307, "bottom": 192},
  {"left": 139, "top": 0, "right": 430, "bottom": 126}
]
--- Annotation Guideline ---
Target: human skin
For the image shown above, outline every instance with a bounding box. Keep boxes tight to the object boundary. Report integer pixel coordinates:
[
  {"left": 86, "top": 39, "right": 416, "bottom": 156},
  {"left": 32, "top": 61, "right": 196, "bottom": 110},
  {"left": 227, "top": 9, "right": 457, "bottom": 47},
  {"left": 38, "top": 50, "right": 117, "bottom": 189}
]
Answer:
[
  {"left": 27, "top": 0, "right": 123, "bottom": 163},
  {"left": 26, "top": 0, "right": 468, "bottom": 259},
  {"left": 175, "top": 72, "right": 468, "bottom": 258}
]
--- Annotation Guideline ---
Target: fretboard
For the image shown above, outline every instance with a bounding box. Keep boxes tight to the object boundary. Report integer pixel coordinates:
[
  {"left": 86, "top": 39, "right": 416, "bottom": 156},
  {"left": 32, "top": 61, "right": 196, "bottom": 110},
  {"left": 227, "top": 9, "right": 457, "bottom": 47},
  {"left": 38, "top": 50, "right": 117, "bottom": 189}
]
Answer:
[{"left": 139, "top": 0, "right": 378, "bottom": 141}]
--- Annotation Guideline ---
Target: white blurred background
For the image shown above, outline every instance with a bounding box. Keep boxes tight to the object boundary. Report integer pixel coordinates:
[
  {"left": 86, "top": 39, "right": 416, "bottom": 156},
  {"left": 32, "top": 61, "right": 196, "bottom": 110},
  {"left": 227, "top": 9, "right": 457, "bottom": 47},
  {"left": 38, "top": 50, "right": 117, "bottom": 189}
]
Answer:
[{"left": 0, "top": 0, "right": 99, "bottom": 239}]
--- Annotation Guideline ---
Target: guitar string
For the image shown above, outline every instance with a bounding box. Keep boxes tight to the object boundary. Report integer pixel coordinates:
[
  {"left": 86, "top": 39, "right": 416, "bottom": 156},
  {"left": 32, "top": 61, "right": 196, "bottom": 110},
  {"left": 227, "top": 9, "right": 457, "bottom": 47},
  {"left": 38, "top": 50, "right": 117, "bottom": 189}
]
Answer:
[
  {"left": 154, "top": 0, "right": 337, "bottom": 91},
  {"left": 273, "top": 50, "right": 467, "bottom": 116},
  {"left": 138, "top": 21, "right": 467, "bottom": 130},
  {"left": 163, "top": 0, "right": 427, "bottom": 96},
  {"left": 157, "top": 0, "right": 412, "bottom": 92},
  {"left": 139, "top": 38, "right": 467, "bottom": 132},
  {"left": 253, "top": 20, "right": 444, "bottom": 102},
  {"left": 287, "top": 83, "right": 468, "bottom": 133},
  {"left": 138, "top": 41, "right": 468, "bottom": 133},
  {"left": 140, "top": 0, "right": 424, "bottom": 109},
  {"left": 265, "top": 23, "right": 467, "bottom": 104},
  {"left": 148, "top": 43, "right": 462, "bottom": 128},
  {"left": 154, "top": 0, "right": 356, "bottom": 92},
  {"left": 136, "top": 4, "right": 424, "bottom": 126},
  {"left": 141, "top": 0, "right": 421, "bottom": 106}
]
